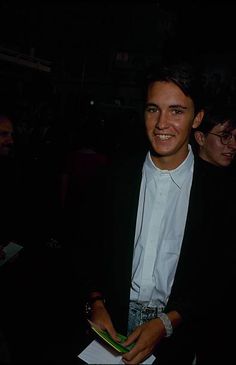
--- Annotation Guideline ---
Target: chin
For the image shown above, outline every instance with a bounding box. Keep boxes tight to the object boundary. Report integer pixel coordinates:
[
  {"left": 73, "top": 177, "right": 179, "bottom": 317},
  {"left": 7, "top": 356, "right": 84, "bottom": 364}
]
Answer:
[{"left": 152, "top": 146, "right": 174, "bottom": 156}]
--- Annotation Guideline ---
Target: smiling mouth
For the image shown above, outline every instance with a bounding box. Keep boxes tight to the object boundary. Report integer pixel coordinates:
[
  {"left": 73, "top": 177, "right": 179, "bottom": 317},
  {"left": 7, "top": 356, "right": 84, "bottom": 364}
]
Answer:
[
  {"left": 154, "top": 134, "right": 173, "bottom": 141},
  {"left": 223, "top": 153, "right": 235, "bottom": 158}
]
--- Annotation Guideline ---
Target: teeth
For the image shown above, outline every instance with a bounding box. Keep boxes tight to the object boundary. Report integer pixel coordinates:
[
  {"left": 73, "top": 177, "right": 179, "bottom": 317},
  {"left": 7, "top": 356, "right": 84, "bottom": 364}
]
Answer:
[{"left": 156, "top": 134, "right": 171, "bottom": 140}]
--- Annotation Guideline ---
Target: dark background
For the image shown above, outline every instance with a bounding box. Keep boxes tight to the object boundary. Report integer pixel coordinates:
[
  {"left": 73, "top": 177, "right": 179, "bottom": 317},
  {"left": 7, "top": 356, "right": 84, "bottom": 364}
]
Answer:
[
  {"left": 1, "top": 1, "right": 236, "bottom": 363},
  {"left": 1, "top": 0, "right": 236, "bottom": 157}
]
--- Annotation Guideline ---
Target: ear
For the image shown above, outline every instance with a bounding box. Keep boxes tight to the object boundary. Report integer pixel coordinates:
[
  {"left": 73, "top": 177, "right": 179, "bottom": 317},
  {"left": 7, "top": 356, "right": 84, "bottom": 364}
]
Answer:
[
  {"left": 194, "top": 130, "right": 206, "bottom": 147},
  {"left": 192, "top": 110, "right": 204, "bottom": 129}
]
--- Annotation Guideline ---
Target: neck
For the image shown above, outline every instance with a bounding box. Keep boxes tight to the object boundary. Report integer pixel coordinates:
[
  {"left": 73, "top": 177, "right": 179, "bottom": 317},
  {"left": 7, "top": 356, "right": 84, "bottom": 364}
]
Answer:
[{"left": 150, "top": 150, "right": 189, "bottom": 170}]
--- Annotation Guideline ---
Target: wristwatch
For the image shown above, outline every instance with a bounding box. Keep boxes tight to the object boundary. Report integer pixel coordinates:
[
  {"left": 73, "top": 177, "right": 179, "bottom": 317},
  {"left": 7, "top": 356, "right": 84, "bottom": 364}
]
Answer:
[{"left": 85, "top": 295, "right": 105, "bottom": 317}]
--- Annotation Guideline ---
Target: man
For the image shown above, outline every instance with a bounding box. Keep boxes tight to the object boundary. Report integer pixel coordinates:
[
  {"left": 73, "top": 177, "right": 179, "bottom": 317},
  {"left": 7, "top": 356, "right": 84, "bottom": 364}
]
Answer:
[
  {"left": 0, "top": 115, "right": 19, "bottom": 244},
  {"left": 82, "top": 62, "right": 235, "bottom": 364},
  {"left": 0, "top": 114, "right": 15, "bottom": 363},
  {"left": 193, "top": 105, "right": 236, "bottom": 167},
  {"left": 0, "top": 114, "right": 16, "bottom": 249}
]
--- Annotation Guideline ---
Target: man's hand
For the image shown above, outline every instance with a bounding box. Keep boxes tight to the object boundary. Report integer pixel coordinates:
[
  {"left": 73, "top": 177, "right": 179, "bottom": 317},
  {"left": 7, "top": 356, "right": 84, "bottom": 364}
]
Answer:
[
  {"left": 121, "top": 310, "right": 182, "bottom": 364},
  {"left": 90, "top": 299, "right": 120, "bottom": 342},
  {"left": 121, "top": 318, "right": 166, "bottom": 364}
]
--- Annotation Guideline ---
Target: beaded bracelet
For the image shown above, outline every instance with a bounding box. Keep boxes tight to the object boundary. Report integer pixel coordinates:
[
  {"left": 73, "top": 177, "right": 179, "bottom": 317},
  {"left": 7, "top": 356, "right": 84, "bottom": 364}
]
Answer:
[{"left": 158, "top": 312, "right": 173, "bottom": 337}]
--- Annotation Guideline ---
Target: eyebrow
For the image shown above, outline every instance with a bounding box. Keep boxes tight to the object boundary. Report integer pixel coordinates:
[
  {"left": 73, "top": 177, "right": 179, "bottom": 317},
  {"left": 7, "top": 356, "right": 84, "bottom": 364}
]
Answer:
[{"left": 145, "top": 102, "right": 187, "bottom": 109}]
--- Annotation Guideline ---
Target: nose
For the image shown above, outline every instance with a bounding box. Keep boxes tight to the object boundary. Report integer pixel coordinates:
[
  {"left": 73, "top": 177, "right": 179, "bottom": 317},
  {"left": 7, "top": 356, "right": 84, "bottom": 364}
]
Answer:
[
  {"left": 228, "top": 135, "right": 236, "bottom": 149},
  {"left": 155, "top": 111, "right": 168, "bottom": 130}
]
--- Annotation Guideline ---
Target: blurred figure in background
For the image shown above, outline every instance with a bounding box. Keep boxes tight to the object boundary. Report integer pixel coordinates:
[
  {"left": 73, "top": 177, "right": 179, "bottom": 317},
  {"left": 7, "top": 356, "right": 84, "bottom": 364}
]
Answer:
[
  {"left": 0, "top": 114, "right": 20, "bottom": 245},
  {"left": 0, "top": 114, "right": 17, "bottom": 363},
  {"left": 193, "top": 104, "right": 236, "bottom": 169},
  {"left": 191, "top": 104, "right": 236, "bottom": 364}
]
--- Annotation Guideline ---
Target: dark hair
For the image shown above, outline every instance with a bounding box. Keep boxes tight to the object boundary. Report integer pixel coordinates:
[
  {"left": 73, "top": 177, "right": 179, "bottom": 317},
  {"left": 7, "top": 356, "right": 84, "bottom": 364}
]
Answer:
[
  {"left": 195, "top": 104, "right": 236, "bottom": 134},
  {"left": 145, "top": 61, "right": 204, "bottom": 114}
]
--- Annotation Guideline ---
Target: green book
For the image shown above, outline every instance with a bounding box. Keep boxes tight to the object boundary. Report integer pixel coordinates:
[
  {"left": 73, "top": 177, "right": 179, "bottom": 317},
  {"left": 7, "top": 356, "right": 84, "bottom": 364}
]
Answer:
[{"left": 88, "top": 320, "right": 135, "bottom": 354}]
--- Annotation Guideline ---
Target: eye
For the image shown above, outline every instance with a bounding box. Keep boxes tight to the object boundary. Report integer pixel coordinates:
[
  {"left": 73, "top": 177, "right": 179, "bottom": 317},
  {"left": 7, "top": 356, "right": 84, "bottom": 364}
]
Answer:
[
  {"left": 145, "top": 106, "right": 157, "bottom": 113},
  {"left": 171, "top": 109, "right": 183, "bottom": 115},
  {"left": 221, "top": 133, "right": 232, "bottom": 142}
]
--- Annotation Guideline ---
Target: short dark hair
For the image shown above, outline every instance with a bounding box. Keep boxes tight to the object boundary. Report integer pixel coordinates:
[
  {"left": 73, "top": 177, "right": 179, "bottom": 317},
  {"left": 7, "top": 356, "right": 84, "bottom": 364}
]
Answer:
[
  {"left": 195, "top": 104, "right": 236, "bottom": 134},
  {"left": 145, "top": 61, "right": 204, "bottom": 114}
]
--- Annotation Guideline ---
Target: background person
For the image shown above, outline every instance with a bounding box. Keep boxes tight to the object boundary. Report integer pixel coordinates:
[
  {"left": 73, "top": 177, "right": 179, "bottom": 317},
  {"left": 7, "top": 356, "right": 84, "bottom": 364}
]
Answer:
[
  {"left": 193, "top": 104, "right": 236, "bottom": 168},
  {"left": 0, "top": 114, "right": 18, "bottom": 363}
]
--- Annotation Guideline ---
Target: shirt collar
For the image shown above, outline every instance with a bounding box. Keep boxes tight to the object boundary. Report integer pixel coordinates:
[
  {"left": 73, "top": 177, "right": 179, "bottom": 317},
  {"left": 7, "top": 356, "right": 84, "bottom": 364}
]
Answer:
[{"left": 144, "top": 145, "right": 194, "bottom": 189}]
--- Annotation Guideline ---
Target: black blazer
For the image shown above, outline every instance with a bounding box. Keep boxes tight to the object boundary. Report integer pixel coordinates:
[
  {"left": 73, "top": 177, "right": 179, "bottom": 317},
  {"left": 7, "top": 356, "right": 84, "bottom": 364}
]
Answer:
[{"left": 82, "top": 152, "right": 235, "bottom": 363}]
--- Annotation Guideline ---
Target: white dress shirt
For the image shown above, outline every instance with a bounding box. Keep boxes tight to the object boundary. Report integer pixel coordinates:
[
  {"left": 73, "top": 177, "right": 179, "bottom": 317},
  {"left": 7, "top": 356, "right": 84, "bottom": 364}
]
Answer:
[{"left": 130, "top": 146, "right": 194, "bottom": 308}]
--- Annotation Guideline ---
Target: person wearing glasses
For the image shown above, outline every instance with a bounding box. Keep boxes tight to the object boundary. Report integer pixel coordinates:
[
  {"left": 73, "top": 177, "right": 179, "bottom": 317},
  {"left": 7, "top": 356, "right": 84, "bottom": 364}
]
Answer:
[
  {"left": 82, "top": 61, "right": 235, "bottom": 365},
  {"left": 193, "top": 105, "right": 236, "bottom": 168}
]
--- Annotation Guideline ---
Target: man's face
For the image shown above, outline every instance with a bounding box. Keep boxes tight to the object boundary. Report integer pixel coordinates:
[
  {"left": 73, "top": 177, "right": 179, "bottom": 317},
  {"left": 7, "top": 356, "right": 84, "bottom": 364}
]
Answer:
[
  {"left": 0, "top": 118, "right": 14, "bottom": 156},
  {"left": 197, "top": 122, "right": 236, "bottom": 167},
  {"left": 145, "top": 81, "right": 203, "bottom": 169}
]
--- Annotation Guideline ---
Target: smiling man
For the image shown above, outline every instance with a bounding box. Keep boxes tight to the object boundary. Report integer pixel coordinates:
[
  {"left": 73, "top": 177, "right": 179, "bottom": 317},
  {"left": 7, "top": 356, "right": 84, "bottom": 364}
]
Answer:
[
  {"left": 144, "top": 79, "right": 202, "bottom": 169},
  {"left": 82, "top": 61, "right": 235, "bottom": 364}
]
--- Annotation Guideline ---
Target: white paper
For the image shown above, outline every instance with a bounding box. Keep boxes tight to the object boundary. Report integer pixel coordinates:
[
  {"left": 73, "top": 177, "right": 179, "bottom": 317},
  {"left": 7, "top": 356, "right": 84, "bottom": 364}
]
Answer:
[
  {"left": 78, "top": 339, "right": 156, "bottom": 364},
  {"left": 0, "top": 242, "right": 23, "bottom": 267}
]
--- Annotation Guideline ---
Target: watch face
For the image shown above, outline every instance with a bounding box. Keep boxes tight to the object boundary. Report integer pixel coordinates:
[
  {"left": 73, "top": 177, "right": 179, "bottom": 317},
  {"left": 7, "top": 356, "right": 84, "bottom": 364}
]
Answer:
[
  {"left": 85, "top": 296, "right": 105, "bottom": 318},
  {"left": 85, "top": 302, "right": 92, "bottom": 316}
]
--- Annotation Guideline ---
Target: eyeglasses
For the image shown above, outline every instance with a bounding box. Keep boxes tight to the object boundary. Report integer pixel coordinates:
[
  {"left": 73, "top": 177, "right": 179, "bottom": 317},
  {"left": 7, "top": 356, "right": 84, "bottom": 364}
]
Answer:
[{"left": 207, "top": 132, "right": 236, "bottom": 145}]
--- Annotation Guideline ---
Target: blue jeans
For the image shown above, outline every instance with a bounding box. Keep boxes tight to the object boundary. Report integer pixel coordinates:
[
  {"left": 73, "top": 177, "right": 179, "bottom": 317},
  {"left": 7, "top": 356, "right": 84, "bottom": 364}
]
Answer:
[{"left": 127, "top": 301, "right": 164, "bottom": 335}]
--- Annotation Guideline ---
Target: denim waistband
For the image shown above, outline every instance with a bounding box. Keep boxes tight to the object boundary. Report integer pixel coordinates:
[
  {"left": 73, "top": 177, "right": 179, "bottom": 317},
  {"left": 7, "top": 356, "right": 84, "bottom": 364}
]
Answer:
[{"left": 129, "top": 300, "right": 165, "bottom": 316}]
